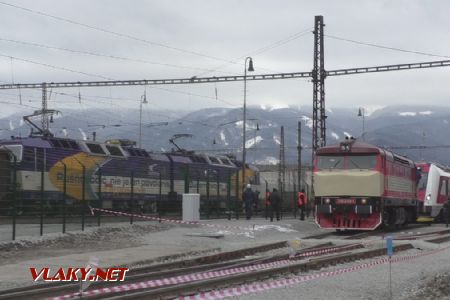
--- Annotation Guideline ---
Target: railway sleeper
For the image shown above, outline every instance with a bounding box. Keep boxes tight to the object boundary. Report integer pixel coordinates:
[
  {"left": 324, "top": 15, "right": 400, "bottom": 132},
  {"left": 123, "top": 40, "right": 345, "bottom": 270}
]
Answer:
[{"left": 91, "top": 244, "right": 413, "bottom": 300}]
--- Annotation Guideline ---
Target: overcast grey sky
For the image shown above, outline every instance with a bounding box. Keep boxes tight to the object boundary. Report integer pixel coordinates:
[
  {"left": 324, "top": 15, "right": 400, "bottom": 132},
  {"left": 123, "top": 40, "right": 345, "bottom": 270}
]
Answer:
[{"left": 0, "top": 0, "right": 449, "bottom": 115}]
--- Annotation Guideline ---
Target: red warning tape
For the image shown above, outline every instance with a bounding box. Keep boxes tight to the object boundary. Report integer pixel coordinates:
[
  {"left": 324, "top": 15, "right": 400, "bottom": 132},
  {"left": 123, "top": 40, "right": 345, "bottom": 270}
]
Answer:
[
  {"left": 48, "top": 244, "right": 361, "bottom": 300},
  {"left": 90, "top": 207, "right": 253, "bottom": 232},
  {"left": 176, "top": 245, "right": 450, "bottom": 300}
]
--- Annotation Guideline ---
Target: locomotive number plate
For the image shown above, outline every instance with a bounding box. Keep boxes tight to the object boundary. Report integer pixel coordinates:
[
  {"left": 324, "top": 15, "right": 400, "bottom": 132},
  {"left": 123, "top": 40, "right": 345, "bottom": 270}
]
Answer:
[{"left": 335, "top": 198, "right": 356, "bottom": 205}]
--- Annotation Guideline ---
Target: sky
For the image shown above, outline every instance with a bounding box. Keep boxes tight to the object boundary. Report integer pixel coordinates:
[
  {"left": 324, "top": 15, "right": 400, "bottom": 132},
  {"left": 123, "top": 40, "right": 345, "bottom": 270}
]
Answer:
[{"left": 0, "top": 0, "right": 449, "bottom": 116}]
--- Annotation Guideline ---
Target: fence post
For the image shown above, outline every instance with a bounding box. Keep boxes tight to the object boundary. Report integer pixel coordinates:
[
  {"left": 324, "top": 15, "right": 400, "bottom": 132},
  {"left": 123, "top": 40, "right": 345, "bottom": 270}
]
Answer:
[
  {"left": 40, "top": 150, "right": 45, "bottom": 236},
  {"left": 11, "top": 155, "right": 17, "bottom": 240},
  {"left": 158, "top": 171, "right": 162, "bottom": 222},
  {"left": 227, "top": 170, "right": 231, "bottom": 221},
  {"left": 206, "top": 171, "right": 210, "bottom": 219},
  {"left": 293, "top": 182, "right": 297, "bottom": 219},
  {"left": 235, "top": 170, "right": 239, "bottom": 220},
  {"left": 184, "top": 165, "right": 190, "bottom": 194},
  {"left": 62, "top": 162, "right": 67, "bottom": 234},
  {"left": 81, "top": 165, "right": 86, "bottom": 231},
  {"left": 97, "top": 168, "right": 102, "bottom": 227},
  {"left": 216, "top": 171, "right": 220, "bottom": 218},
  {"left": 130, "top": 171, "right": 134, "bottom": 224}
]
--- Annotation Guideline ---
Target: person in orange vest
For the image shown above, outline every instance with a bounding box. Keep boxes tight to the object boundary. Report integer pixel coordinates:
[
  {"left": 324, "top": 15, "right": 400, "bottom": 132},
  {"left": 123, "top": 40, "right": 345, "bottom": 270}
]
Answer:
[{"left": 297, "top": 189, "right": 308, "bottom": 221}]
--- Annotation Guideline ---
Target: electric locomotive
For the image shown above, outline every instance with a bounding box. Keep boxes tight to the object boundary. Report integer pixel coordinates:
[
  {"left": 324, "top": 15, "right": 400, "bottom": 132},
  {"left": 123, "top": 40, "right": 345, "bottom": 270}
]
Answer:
[
  {"left": 0, "top": 135, "right": 258, "bottom": 215},
  {"left": 416, "top": 162, "right": 450, "bottom": 222}
]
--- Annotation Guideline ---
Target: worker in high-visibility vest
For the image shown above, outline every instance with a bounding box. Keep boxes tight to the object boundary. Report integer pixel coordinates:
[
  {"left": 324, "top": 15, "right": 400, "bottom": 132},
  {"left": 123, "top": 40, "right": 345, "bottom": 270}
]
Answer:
[{"left": 297, "top": 189, "right": 307, "bottom": 221}]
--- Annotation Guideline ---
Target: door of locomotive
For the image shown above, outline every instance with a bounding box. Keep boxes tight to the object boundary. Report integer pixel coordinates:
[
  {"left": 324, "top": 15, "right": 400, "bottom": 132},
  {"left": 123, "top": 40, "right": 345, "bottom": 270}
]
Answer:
[{"left": 438, "top": 177, "right": 450, "bottom": 204}]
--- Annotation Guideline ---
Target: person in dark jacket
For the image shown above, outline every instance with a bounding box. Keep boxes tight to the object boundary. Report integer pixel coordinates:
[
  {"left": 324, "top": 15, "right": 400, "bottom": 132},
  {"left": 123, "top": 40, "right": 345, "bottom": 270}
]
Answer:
[
  {"left": 269, "top": 188, "right": 281, "bottom": 222},
  {"left": 243, "top": 184, "right": 254, "bottom": 220}
]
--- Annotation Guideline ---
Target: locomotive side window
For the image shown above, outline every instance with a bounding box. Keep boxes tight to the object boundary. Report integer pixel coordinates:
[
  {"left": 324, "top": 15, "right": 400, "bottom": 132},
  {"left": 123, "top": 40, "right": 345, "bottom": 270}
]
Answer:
[
  {"left": 209, "top": 156, "right": 220, "bottom": 164},
  {"left": 317, "top": 156, "right": 344, "bottom": 169},
  {"left": 60, "top": 140, "right": 71, "bottom": 149},
  {"left": 86, "top": 143, "right": 106, "bottom": 154},
  {"left": 106, "top": 145, "right": 124, "bottom": 157},
  {"left": 347, "top": 155, "right": 377, "bottom": 169},
  {"left": 69, "top": 141, "right": 80, "bottom": 150}
]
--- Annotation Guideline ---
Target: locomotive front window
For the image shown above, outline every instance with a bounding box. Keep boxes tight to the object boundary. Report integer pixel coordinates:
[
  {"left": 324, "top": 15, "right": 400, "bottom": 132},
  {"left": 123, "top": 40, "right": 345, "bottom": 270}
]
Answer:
[
  {"left": 347, "top": 155, "right": 377, "bottom": 169},
  {"left": 317, "top": 156, "right": 344, "bottom": 169}
]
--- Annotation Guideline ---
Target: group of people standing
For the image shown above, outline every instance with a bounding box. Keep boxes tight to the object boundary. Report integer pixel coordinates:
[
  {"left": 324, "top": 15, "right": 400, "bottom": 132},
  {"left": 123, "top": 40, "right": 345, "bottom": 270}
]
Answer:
[{"left": 242, "top": 184, "right": 308, "bottom": 222}]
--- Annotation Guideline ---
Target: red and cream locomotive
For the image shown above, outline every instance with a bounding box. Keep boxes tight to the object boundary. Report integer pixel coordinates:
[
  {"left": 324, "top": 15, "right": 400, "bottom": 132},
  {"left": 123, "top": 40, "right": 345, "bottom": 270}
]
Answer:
[{"left": 314, "top": 138, "right": 418, "bottom": 230}]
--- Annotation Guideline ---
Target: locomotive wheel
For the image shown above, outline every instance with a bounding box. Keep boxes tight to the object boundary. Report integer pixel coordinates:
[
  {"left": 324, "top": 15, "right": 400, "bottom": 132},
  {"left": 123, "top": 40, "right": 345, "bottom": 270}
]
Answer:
[{"left": 382, "top": 209, "right": 393, "bottom": 229}]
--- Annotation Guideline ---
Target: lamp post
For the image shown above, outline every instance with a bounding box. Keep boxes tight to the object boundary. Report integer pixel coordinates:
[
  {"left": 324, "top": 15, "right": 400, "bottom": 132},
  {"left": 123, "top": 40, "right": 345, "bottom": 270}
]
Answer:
[
  {"left": 358, "top": 107, "right": 365, "bottom": 141},
  {"left": 242, "top": 57, "right": 254, "bottom": 187},
  {"left": 139, "top": 91, "right": 148, "bottom": 148}
]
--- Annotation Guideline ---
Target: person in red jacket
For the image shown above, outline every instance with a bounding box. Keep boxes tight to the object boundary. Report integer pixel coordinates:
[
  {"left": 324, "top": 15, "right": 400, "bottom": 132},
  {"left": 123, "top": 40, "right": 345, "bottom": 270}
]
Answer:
[
  {"left": 265, "top": 189, "right": 271, "bottom": 220},
  {"left": 297, "top": 189, "right": 308, "bottom": 220}
]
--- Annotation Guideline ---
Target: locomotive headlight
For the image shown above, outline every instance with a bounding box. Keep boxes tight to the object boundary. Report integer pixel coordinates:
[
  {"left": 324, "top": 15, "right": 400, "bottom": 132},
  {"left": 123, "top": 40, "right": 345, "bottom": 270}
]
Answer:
[
  {"left": 324, "top": 198, "right": 331, "bottom": 204},
  {"left": 361, "top": 198, "right": 367, "bottom": 204},
  {"left": 426, "top": 194, "right": 431, "bottom": 201}
]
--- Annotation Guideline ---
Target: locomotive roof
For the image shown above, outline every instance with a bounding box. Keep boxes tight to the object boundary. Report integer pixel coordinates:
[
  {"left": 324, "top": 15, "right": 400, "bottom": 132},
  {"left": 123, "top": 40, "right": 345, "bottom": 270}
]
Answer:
[
  {"left": 317, "top": 139, "right": 415, "bottom": 167},
  {"left": 316, "top": 140, "right": 382, "bottom": 154}
]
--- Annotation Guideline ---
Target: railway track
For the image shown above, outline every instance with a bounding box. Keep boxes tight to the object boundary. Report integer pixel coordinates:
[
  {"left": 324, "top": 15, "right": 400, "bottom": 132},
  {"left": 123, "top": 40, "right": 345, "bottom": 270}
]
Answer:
[
  {"left": 303, "top": 223, "right": 435, "bottom": 241},
  {"left": 98, "top": 244, "right": 414, "bottom": 300},
  {"left": 3, "top": 226, "right": 448, "bottom": 300},
  {"left": 0, "top": 241, "right": 288, "bottom": 300}
]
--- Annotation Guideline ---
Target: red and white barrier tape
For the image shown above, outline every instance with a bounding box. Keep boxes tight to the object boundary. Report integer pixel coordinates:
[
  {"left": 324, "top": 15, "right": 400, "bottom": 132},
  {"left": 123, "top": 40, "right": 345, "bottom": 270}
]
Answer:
[
  {"left": 176, "top": 245, "right": 450, "bottom": 300},
  {"left": 90, "top": 207, "right": 254, "bottom": 232},
  {"left": 48, "top": 243, "right": 361, "bottom": 300}
]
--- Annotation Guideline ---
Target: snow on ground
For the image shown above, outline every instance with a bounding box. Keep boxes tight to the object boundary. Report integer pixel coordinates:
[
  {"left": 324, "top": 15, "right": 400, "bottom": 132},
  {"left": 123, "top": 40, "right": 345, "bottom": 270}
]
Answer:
[
  {"left": 245, "top": 136, "right": 263, "bottom": 148},
  {"left": 78, "top": 128, "right": 87, "bottom": 140},
  {"left": 273, "top": 135, "right": 281, "bottom": 145},
  {"left": 268, "top": 103, "right": 289, "bottom": 111},
  {"left": 254, "top": 156, "right": 279, "bottom": 165},
  {"left": 399, "top": 112, "right": 417, "bottom": 116},
  {"left": 301, "top": 116, "right": 313, "bottom": 129},
  {"left": 419, "top": 111, "right": 433, "bottom": 115},
  {"left": 362, "top": 105, "right": 385, "bottom": 116},
  {"left": 331, "top": 131, "right": 340, "bottom": 140},
  {"left": 343, "top": 131, "right": 352, "bottom": 138},
  {"left": 235, "top": 121, "right": 258, "bottom": 130},
  {"left": 220, "top": 130, "right": 229, "bottom": 146}
]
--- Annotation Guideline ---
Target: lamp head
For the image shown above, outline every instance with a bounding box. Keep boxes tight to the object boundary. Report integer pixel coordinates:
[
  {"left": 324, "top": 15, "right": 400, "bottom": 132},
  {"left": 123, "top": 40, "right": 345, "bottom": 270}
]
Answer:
[
  {"left": 142, "top": 91, "right": 148, "bottom": 104},
  {"left": 248, "top": 58, "right": 254, "bottom": 72},
  {"left": 357, "top": 107, "right": 362, "bottom": 117}
]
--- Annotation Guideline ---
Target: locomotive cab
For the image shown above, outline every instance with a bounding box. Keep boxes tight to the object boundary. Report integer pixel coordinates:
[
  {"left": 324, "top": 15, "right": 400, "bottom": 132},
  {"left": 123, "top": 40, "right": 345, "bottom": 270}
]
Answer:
[{"left": 314, "top": 138, "right": 417, "bottom": 230}]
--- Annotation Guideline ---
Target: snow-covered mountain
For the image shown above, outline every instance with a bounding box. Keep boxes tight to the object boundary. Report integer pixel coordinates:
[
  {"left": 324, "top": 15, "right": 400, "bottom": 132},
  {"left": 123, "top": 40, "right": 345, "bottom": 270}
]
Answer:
[{"left": 2, "top": 104, "right": 450, "bottom": 165}]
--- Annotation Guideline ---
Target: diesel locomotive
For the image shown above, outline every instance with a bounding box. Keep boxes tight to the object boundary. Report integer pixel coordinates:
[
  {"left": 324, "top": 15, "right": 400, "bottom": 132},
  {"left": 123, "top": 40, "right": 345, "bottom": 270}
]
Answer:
[{"left": 314, "top": 138, "right": 418, "bottom": 230}]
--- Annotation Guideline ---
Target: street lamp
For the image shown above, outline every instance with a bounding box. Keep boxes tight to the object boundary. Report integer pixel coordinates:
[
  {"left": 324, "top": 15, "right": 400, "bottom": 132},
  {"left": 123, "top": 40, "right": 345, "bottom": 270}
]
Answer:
[
  {"left": 139, "top": 91, "right": 148, "bottom": 148},
  {"left": 357, "top": 107, "right": 365, "bottom": 141},
  {"left": 242, "top": 57, "right": 254, "bottom": 187}
]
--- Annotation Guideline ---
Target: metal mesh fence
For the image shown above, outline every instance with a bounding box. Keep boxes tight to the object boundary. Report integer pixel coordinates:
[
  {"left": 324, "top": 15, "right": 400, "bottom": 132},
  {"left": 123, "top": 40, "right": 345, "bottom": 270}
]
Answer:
[{"left": 0, "top": 153, "right": 249, "bottom": 240}]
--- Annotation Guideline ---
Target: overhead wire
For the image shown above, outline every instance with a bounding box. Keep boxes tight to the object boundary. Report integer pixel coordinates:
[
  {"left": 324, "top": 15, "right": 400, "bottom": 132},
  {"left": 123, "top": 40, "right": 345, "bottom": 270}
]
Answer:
[
  {"left": 325, "top": 34, "right": 450, "bottom": 59},
  {"left": 0, "top": 37, "right": 241, "bottom": 75},
  {"left": 0, "top": 1, "right": 239, "bottom": 65},
  {"left": 0, "top": 53, "right": 114, "bottom": 80},
  {"left": 196, "top": 27, "right": 313, "bottom": 77}
]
